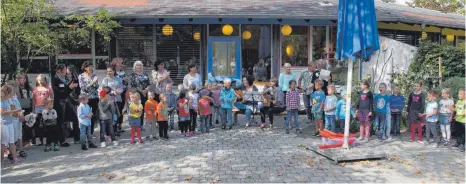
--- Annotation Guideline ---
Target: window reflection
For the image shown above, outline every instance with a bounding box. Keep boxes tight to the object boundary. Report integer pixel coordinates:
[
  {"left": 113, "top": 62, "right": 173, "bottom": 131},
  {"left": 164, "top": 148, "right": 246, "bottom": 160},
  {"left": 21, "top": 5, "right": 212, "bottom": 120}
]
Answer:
[
  {"left": 312, "top": 26, "right": 326, "bottom": 60},
  {"left": 212, "top": 42, "right": 236, "bottom": 76},
  {"left": 281, "top": 25, "right": 308, "bottom": 66},
  {"left": 241, "top": 25, "right": 271, "bottom": 81}
]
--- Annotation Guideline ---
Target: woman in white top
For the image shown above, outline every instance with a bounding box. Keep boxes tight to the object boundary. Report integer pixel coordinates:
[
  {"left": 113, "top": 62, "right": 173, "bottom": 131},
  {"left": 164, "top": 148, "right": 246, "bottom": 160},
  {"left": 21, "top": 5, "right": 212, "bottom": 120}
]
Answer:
[
  {"left": 183, "top": 63, "right": 202, "bottom": 91},
  {"left": 151, "top": 59, "right": 172, "bottom": 93}
]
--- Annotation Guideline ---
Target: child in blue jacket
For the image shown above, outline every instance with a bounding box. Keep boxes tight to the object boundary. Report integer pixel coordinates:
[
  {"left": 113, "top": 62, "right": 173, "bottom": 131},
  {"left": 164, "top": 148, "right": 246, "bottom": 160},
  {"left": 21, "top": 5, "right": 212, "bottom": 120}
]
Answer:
[
  {"left": 390, "top": 86, "right": 405, "bottom": 137},
  {"left": 335, "top": 90, "right": 355, "bottom": 133},
  {"left": 220, "top": 78, "right": 236, "bottom": 130}
]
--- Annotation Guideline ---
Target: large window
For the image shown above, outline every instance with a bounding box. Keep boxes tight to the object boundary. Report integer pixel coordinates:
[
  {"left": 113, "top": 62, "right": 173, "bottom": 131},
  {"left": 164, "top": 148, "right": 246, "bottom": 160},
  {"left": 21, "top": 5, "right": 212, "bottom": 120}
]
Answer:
[
  {"left": 241, "top": 25, "right": 271, "bottom": 79},
  {"left": 281, "top": 25, "right": 308, "bottom": 66},
  {"left": 313, "top": 26, "right": 326, "bottom": 60}
]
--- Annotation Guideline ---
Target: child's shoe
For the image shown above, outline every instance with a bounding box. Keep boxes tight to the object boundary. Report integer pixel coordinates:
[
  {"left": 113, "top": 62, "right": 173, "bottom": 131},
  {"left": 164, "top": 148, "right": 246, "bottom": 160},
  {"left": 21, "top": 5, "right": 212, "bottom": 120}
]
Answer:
[
  {"left": 130, "top": 139, "right": 135, "bottom": 144},
  {"left": 443, "top": 140, "right": 450, "bottom": 146},
  {"left": 417, "top": 140, "right": 424, "bottom": 144},
  {"left": 113, "top": 141, "right": 118, "bottom": 146},
  {"left": 139, "top": 139, "right": 144, "bottom": 144},
  {"left": 296, "top": 128, "right": 302, "bottom": 134},
  {"left": 356, "top": 137, "right": 363, "bottom": 141},
  {"left": 193, "top": 131, "right": 200, "bottom": 135},
  {"left": 222, "top": 125, "right": 226, "bottom": 130},
  {"left": 81, "top": 143, "right": 88, "bottom": 150},
  {"left": 53, "top": 144, "right": 60, "bottom": 151},
  {"left": 44, "top": 144, "right": 51, "bottom": 152},
  {"left": 432, "top": 143, "right": 438, "bottom": 148},
  {"left": 101, "top": 142, "right": 106, "bottom": 148},
  {"left": 286, "top": 129, "right": 290, "bottom": 134},
  {"left": 363, "top": 138, "right": 369, "bottom": 142},
  {"left": 19, "top": 151, "right": 27, "bottom": 158},
  {"left": 88, "top": 143, "right": 98, "bottom": 148}
]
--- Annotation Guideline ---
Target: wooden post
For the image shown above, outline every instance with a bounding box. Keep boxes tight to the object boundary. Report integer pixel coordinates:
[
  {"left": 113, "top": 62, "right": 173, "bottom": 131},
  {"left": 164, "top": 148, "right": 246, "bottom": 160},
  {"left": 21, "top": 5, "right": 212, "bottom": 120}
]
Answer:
[{"left": 439, "top": 57, "right": 442, "bottom": 87}]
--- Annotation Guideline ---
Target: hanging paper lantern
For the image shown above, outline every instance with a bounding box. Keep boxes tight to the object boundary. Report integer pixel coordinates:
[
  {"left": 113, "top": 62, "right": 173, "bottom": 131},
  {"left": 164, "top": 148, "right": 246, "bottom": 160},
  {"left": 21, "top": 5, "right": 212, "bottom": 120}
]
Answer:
[
  {"left": 162, "top": 24, "right": 173, "bottom": 36},
  {"left": 242, "top": 31, "right": 251, "bottom": 40},
  {"left": 446, "top": 35, "right": 454, "bottom": 42},
  {"left": 193, "top": 32, "right": 201, "bottom": 40},
  {"left": 285, "top": 45, "right": 294, "bottom": 56},
  {"left": 222, "top": 24, "right": 233, "bottom": 36},
  {"left": 281, "top": 25, "right": 292, "bottom": 36},
  {"left": 421, "top": 32, "right": 427, "bottom": 40}
]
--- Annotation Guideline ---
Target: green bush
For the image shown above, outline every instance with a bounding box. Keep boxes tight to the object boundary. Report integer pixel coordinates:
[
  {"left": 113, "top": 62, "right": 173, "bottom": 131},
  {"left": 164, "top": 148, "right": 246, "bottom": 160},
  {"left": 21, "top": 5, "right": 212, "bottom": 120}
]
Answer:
[{"left": 435, "top": 76, "right": 465, "bottom": 100}]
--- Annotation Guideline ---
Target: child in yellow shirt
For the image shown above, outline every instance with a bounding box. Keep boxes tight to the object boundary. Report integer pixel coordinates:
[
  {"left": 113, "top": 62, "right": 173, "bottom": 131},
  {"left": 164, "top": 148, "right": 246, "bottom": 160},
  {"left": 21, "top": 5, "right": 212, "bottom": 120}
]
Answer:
[{"left": 128, "top": 92, "right": 143, "bottom": 144}]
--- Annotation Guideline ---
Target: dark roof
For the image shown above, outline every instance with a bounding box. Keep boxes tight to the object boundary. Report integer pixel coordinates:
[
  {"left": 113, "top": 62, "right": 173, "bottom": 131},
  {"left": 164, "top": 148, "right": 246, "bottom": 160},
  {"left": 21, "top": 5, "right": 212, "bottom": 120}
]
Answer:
[{"left": 54, "top": 0, "right": 465, "bottom": 29}]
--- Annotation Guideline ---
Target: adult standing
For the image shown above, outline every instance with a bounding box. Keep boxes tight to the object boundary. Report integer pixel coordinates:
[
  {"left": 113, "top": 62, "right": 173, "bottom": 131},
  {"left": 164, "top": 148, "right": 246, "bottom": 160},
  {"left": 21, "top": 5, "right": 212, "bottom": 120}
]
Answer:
[
  {"left": 260, "top": 78, "right": 285, "bottom": 129},
  {"left": 110, "top": 58, "right": 127, "bottom": 133},
  {"left": 278, "top": 63, "right": 296, "bottom": 99},
  {"left": 78, "top": 61, "right": 99, "bottom": 134},
  {"left": 151, "top": 59, "right": 172, "bottom": 94},
  {"left": 66, "top": 65, "right": 81, "bottom": 143},
  {"left": 15, "top": 71, "right": 33, "bottom": 142},
  {"left": 183, "top": 63, "right": 202, "bottom": 91},
  {"left": 298, "top": 64, "right": 319, "bottom": 123},
  {"left": 100, "top": 66, "right": 124, "bottom": 136},
  {"left": 129, "top": 61, "right": 151, "bottom": 128},
  {"left": 52, "top": 64, "right": 76, "bottom": 147}
]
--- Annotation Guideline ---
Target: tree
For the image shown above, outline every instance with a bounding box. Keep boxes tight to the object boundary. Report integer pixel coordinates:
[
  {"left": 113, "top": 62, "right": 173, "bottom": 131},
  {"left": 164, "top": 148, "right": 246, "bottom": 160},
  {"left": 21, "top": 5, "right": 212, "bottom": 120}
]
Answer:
[
  {"left": 1, "top": 0, "right": 120, "bottom": 84},
  {"left": 406, "top": 0, "right": 466, "bottom": 14}
]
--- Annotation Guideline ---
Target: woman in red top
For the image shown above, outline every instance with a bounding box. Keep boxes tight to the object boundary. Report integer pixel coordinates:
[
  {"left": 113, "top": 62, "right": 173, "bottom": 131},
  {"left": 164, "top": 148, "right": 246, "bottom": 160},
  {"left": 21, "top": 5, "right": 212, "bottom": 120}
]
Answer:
[{"left": 177, "top": 91, "right": 190, "bottom": 136}]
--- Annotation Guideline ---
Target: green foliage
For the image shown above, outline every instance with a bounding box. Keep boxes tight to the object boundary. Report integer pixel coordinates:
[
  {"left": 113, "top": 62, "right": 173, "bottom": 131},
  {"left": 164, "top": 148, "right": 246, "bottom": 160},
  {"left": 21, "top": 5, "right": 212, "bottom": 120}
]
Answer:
[
  {"left": 407, "top": 0, "right": 466, "bottom": 14},
  {"left": 392, "top": 41, "right": 465, "bottom": 98},
  {"left": 435, "top": 77, "right": 465, "bottom": 100}
]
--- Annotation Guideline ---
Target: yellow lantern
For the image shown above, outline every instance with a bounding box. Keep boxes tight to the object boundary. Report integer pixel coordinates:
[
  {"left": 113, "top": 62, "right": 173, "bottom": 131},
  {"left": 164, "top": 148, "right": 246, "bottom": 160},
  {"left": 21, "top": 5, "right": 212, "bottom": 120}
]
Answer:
[
  {"left": 242, "top": 31, "right": 251, "bottom": 40},
  {"left": 281, "top": 25, "right": 292, "bottom": 36},
  {"left": 446, "top": 35, "right": 455, "bottom": 42},
  {"left": 162, "top": 24, "right": 173, "bottom": 36},
  {"left": 285, "top": 45, "right": 294, "bottom": 56},
  {"left": 222, "top": 24, "right": 233, "bottom": 36},
  {"left": 421, "top": 32, "right": 427, "bottom": 40},
  {"left": 193, "top": 32, "right": 200, "bottom": 40}
]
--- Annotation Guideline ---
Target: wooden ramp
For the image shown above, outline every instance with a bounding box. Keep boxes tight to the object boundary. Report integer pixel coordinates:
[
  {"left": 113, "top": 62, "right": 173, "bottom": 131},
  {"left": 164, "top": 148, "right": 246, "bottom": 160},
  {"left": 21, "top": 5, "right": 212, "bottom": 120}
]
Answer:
[{"left": 308, "top": 145, "right": 388, "bottom": 164}]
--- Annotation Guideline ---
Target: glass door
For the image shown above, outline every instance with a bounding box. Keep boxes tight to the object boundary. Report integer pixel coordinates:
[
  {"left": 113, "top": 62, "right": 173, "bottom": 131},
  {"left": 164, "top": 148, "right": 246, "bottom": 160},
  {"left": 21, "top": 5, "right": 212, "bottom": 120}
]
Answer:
[{"left": 207, "top": 37, "right": 241, "bottom": 79}]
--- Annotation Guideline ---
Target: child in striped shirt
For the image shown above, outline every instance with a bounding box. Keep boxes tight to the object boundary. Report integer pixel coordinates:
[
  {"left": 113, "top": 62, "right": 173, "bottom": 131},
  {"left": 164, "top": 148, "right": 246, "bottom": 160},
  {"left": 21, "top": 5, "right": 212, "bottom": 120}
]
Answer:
[{"left": 285, "top": 80, "right": 300, "bottom": 134}]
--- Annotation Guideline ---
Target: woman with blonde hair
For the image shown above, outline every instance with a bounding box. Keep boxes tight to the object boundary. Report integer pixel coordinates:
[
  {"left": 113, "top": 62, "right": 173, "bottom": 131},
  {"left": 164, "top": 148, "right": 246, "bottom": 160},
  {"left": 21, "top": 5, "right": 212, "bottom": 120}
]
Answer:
[{"left": 278, "top": 63, "right": 296, "bottom": 98}]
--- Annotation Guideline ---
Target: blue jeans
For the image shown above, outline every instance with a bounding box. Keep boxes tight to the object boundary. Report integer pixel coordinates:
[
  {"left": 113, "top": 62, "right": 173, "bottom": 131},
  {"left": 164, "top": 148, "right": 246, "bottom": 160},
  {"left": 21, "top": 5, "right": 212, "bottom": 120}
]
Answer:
[
  {"left": 325, "top": 114, "right": 336, "bottom": 132},
  {"left": 285, "top": 109, "right": 299, "bottom": 129},
  {"left": 375, "top": 112, "right": 387, "bottom": 138},
  {"left": 385, "top": 112, "right": 391, "bottom": 138},
  {"left": 221, "top": 108, "right": 233, "bottom": 126},
  {"left": 200, "top": 115, "right": 210, "bottom": 133},
  {"left": 234, "top": 102, "right": 252, "bottom": 121},
  {"left": 79, "top": 124, "right": 92, "bottom": 144}
]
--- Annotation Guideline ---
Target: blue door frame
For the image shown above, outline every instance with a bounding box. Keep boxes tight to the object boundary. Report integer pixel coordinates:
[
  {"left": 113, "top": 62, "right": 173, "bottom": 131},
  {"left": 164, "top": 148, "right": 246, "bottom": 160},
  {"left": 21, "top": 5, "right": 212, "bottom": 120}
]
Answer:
[{"left": 207, "top": 37, "right": 241, "bottom": 79}]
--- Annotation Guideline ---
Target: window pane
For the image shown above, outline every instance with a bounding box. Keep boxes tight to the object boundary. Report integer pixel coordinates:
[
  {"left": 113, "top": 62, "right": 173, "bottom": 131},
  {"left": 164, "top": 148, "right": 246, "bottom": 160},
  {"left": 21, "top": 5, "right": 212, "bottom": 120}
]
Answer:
[
  {"left": 313, "top": 26, "right": 326, "bottom": 60},
  {"left": 212, "top": 42, "right": 236, "bottom": 76},
  {"left": 281, "top": 25, "right": 308, "bottom": 67},
  {"left": 241, "top": 25, "right": 271, "bottom": 80},
  {"left": 209, "top": 24, "right": 239, "bottom": 36}
]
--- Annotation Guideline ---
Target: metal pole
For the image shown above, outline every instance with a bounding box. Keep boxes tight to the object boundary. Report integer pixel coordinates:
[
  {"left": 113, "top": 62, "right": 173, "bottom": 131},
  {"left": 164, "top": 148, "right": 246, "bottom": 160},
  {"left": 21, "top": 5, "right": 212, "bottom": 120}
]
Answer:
[
  {"left": 91, "top": 28, "right": 96, "bottom": 67},
  {"left": 342, "top": 58, "right": 353, "bottom": 149}
]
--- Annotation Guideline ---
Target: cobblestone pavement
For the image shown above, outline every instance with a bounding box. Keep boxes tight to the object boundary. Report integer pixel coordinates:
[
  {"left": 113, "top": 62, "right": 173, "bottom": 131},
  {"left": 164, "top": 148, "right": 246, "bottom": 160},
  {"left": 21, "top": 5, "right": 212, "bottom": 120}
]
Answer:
[{"left": 1, "top": 115, "right": 465, "bottom": 183}]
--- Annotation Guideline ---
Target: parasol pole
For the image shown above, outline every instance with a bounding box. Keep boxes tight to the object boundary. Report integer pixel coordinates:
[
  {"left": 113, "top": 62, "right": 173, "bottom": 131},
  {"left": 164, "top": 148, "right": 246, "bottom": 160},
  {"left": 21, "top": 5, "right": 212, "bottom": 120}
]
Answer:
[{"left": 342, "top": 58, "right": 353, "bottom": 149}]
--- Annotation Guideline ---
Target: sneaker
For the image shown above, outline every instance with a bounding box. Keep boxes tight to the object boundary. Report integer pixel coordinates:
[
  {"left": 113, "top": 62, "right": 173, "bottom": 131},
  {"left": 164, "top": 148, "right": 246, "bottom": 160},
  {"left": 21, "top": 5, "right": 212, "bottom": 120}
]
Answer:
[
  {"left": 139, "top": 139, "right": 144, "bottom": 144},
  {"left": 53, "top": 144, "right": 60, "bottom": 151},
  {"left": 260, "top": 123, "right": 266, "bottom": 129},
  {"left": 286, "top": 129, "right": 290, "bottom": 134},
  {"left": 193, "top": 131, "right": 200, "bottom": 135},
  {"left": 130, "top": 139, "right": 135, "bottom": 144},
  {"left": 313, "top": 131, "right": 319, "bottom": 136},
  {"left": 88, "top": 143, "right": 98, "bottom": 148},
  {"left": 364, "top": 138, "right": 369, "bottom": 143},
  {"left": 444, "top": 140, "right": 450, "bottom": 146},
  {"left": 245, "top": 123, "right": 249, "bottom": 127},
  {"left": 61, "top": 142, "right": 70, "bottom": 147},
  {"left": 432, "top": 144, "right": 438, "bottom": 148},
  {"left": 386, "top": 137, "right": 393, "bottom": 141},
  {"left": 356, "top": 137, "right": 363, "bottom": 141},
  {"left": 228, "top": 126, "right": 232, "bottom": 130},
  {"left": 81, "top": 144, "right": 88, "bottom": 150},
  {"left": 296, "top": 128, "right": 302, "bottom": 134},
  {"left": 146, "top": 136, "right": 151, "bottom": 141},
  {"left": 101, "top": 142, "right": 106, "bottom": 148},
  {"left": 269, "top": 124, "right": 274, "bottom": 129},
  {"left": 417, "top": 141, "right": 424, "bottom": 144},
  {"left": 222, "top": 125, "right": 226, "bottom": 130},
  {"left": 409, "top": 139, "right": 414, "bottom": 142},
  {"left": 113, "top": 141, "right": 118, "bottom": 146},
  {"left": 44, "top": 145, "right": 52, "bottom": 152}
]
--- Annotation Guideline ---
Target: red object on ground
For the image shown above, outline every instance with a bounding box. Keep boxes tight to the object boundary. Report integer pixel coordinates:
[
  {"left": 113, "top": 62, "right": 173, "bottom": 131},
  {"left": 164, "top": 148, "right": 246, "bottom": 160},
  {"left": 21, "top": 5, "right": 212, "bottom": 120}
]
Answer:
[{"left": 319, "top": 130, "right": 357, "bottom": 149}]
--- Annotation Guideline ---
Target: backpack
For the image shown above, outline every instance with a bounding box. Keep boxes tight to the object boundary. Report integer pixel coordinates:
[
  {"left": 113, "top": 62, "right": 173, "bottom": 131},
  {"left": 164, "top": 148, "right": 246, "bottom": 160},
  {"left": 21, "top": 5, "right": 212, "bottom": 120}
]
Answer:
[{"left": 198, "top": 98, "right": 210, "bottom": 115}]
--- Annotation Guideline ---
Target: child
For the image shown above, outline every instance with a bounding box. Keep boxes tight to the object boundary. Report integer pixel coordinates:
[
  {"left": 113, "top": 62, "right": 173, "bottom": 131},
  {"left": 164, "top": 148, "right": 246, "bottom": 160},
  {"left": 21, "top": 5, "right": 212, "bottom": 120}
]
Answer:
[
  {"left": 165, "top": 84, "right": 178, "bottom": 131},
  {"left": 6, "top": 80, "right": 26, "bottom": 158},
  {"left": 198, "top": 89, "right": 214, "bottom": 133},
  {"left": 78, "top": 94, "right": 98, "bottom": 150},
  {"left": 335, "top": 90, "right": 355, "bottom": 133},
  {"left": 42, "top": 98, "right": 62, "bottom": 151},
  {"left": 422, "top": 90, "right": 439, "bottom": 148},
  {"left": 324, "top": 85, "right": 338, "bottom": 132},
  {"left": 452, "top": 88, "right": 465, "bottom": 152},
  {"left": 32, "top": 74, "right": 53, "bottom": 146},
  {"left": 390, "top": 86, "right": 405, "bottom": 137},
  {"left": 177, "top": 91, "right": 190, "bottom": 136},
  {"left": 311, "top": 80, "right": 326, "bottom": 136},
  {"left": 439, "top": 88, "right": 454, "bottom": 145},
  {"left": 187, "top": 84, "right": 199, "bottom": 135},
  {"left": 354, "top": 80, "right": 374, "bottom": 142},
  {"left": 407, "top": 82, "right": 425, "bottom": 143},
  {"left": 211, "top": 83, "right": 222, "bottom": 125},
  {"left": 144, "top": 91, "right": 159, "bottom": 141},
  {"left": 285, "top": 80, "right": 300, "bottom": 134},
  {"left": 98, "top": 89, "right": 118, "bottom": 148},
  {"left": 1, "top": 85, "right": 19, "bottom": 162},
  {"left": 157, "top": 94, "right": 170, "bottom": 139},
  {"left": 374, "top": 83, "right": 390, "bottom": 141},
  {"left": 128, "top": 92, "right": 144, "bottom": 144},
  {"left": 220, "top": 78, "right": 236, "bottom": 130}
]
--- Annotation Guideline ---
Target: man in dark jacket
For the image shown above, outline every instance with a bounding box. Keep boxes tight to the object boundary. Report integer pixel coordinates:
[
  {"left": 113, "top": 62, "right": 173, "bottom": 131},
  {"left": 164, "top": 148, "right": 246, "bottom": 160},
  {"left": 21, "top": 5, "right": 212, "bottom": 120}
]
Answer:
[{"left": 51, "top": 64, "right": 78, "bottom": 147}]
